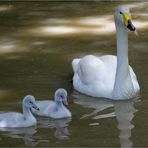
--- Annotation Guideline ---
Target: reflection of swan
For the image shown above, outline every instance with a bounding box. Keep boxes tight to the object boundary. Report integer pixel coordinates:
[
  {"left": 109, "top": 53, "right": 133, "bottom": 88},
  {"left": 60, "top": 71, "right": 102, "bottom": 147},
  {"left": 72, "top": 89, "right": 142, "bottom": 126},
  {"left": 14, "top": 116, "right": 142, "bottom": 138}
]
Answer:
[
  {"left": 73, "top": 91, "right": 115, "bottom": 120},
  {"left": 72, "top": 6, "right": 140, "bottom": 100},
  {"left": 0, "top": 126, "right": 47, "bottom": 146},
  {"left": 114, "top": 99, "right": 137, "bottom": 148},
  {"left": 73, "top": 91, "right": 138, "bottom": 147},
  {"left": 0, "top": 95, "right": 39, "bottom": 128},
  {"left": 32, "top": 88, "right": 72, "bottom": 119},
  {"left": 37, "top": 117, "right": 71, "bottom": 140}
]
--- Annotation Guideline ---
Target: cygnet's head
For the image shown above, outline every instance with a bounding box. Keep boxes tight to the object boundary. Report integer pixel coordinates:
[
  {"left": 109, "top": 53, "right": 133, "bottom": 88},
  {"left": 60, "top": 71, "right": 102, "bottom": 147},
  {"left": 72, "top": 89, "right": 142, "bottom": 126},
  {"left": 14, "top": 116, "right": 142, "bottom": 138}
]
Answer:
[
  {"left": 114, "top": 6, "right": 136, "bottom": 32},
  {"left": 23, "top": 95, "right": 39, "bottom": 110},
  {"left": 54, "top": 88, "right": 68, "bottom": 105}
]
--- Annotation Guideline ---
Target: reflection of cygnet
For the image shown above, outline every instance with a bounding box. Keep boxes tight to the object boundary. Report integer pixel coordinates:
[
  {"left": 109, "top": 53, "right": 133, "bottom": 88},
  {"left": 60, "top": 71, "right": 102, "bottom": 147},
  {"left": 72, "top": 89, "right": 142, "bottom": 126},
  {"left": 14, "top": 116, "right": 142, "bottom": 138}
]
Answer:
[
  {"left": 54, "top": 118, "right": 71, "bottom": 140},
  {"left": 37, "top": 117, "right": 71, "bottom": 140},
  {"left": 0, "top": 95, "right": 39, "bottom": 128},
  {"left": 32, "top": 88, "right": 72, "bottom": 119},
  {"left": 0, "top": 126, "right": 42, "bottom": 147}
]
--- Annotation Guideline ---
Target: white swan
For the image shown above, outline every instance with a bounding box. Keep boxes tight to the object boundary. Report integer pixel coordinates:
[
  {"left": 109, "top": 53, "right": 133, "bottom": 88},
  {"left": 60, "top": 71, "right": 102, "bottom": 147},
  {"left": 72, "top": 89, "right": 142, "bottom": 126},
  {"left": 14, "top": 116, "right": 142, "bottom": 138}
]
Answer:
[
  {"left": 72, "top": 6, "right": 140, "bottom": 100},
  {"left": 0, "top": 95, "right": 39, "bottom": 128},
  {"left": 32, "top": 88, "right": 72, "bottom": 119}
]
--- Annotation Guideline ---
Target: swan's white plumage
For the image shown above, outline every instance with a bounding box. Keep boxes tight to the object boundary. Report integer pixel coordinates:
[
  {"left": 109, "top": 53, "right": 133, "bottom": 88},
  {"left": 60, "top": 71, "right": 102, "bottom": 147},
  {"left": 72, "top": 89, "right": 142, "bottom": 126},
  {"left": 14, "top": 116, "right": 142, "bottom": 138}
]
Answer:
[
  {"left": 72, "top": 6, "right": 140, "bottom": 100},
  {"left": 0, "top": 95, "right": 39, "bottom": 128},
  {"left": 32, "top": 89, "right": 72, "bottom": 119},
  {"left": 73, "top": 55, "right": 139, "bottom": 99}
]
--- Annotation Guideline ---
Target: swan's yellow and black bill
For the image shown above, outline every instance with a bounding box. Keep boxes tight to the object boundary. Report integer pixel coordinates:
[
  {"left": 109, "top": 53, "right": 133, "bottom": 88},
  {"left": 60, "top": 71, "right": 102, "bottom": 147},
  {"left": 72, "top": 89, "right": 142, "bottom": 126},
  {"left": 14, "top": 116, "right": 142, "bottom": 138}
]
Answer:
[{"left": 122, "top": 13, "right": 136, "bottom": 31}]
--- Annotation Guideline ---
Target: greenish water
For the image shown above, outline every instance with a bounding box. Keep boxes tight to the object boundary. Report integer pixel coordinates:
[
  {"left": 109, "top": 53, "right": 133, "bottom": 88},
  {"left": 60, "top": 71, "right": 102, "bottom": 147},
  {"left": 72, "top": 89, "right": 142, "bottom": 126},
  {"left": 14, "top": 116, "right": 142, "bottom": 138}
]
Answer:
[{"left": 0, "top": 1, "right": 148, "bottom": 147}]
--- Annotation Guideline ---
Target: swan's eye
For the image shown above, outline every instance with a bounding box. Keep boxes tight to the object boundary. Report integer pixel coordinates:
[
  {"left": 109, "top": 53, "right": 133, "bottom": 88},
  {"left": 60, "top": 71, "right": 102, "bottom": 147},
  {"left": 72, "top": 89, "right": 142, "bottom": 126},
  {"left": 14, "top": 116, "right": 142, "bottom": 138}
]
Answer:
[
  {"left": 120, "top": 11, "right": 122, "bottom": 14},
  {"left": 60, "top": 95, "right": 63, "bottom": 98},
  {"left": 29, "top": 101, "right": 32, "bottom": 104}
]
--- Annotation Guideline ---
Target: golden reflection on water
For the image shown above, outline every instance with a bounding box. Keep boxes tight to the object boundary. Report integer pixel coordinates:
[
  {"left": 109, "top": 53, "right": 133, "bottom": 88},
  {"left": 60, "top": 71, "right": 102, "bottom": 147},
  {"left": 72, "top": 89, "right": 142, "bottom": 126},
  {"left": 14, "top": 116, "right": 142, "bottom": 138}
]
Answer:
[
  {"left": 0, "top": 40, "right": 22, "bottom": 54},
  {"left": 28, "top": 16, "right": 148, "bottom": 37},
  {"left": 0, "top": 5, "right": 13, "bottom": 12},
  {"left": 27, "top": 1, "right": 148, "bottom": 37},
  {"left": 128, "top": 1, "right": 148, "bottom": 9}
]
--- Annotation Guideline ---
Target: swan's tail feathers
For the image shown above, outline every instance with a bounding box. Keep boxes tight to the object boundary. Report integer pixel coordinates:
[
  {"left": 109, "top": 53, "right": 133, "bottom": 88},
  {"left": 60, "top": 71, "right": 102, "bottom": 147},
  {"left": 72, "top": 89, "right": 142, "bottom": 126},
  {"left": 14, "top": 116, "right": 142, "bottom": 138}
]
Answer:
[{"left": 72, "top": 58, "right": 80, "bottom": 73}]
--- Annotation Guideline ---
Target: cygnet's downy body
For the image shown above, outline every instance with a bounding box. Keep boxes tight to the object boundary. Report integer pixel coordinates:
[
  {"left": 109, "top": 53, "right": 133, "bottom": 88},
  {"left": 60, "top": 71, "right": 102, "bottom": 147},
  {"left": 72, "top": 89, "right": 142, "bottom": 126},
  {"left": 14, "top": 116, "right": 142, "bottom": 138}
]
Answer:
[
  {"left": 0, "top": 95, "right": 39, "bottom": 128},
  {"left": 32, "top": 88, "right": 72, "bottom": 119}
]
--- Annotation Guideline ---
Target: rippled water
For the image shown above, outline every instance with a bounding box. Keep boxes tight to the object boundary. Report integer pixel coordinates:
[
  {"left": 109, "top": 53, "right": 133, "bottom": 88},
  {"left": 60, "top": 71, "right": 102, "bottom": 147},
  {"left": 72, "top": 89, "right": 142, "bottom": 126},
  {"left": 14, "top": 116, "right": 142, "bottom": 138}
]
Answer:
[{"left": 0, "top": 1, "right": 148, "bottom": 147}]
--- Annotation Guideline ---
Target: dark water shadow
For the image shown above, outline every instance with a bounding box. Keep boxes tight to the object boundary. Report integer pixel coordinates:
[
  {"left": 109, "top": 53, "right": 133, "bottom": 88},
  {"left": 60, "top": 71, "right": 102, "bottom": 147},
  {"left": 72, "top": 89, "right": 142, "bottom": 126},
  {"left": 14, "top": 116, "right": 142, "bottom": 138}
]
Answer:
[{"left": 73, "top": 91, "right": 139, "bottom": 148}]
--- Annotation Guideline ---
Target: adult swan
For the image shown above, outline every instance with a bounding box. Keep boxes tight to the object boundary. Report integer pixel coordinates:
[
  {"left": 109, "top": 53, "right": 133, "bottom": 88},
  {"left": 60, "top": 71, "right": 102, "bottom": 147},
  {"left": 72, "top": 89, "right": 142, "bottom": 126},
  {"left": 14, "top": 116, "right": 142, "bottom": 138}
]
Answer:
[{"left": 72, "top": 6, "right": 140, "bottom": 100}]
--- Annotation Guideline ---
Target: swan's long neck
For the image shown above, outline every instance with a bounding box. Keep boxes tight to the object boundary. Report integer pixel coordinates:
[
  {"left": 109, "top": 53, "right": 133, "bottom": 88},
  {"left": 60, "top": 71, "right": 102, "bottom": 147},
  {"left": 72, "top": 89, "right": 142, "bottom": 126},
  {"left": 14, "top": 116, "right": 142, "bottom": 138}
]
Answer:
[
  {"left": 112, "top": 19, "right": 135, "bottom": 99},
  {"left": 23, "top": 105, "right": 35, "bottom": 120}
]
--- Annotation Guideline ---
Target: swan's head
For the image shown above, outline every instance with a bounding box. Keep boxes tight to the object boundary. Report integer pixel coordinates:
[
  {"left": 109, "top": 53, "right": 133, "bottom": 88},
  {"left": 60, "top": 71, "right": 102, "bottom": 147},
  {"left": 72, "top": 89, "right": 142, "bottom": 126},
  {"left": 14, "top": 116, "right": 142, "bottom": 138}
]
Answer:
[
  {"left": 55, "top": 88, "right": 68, "bottom": 105},
  {"left": 114, "top": 6, "right": 136, "bottom": 31},
  {"left": 23, "top": 95, "right": 39, "bottom": 110}
]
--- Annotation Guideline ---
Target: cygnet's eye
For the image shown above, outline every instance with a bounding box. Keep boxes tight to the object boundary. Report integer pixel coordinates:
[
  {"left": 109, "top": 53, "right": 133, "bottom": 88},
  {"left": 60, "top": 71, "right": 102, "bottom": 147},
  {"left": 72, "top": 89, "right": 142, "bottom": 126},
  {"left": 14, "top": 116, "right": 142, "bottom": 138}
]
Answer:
[
  {"left": 29, "top": 101, "right": 33, "bottom": 104},
  {"left": 120, "top": 11, "right": 122, "bottom": 14},
  {"left": 60, "top": 95, "right": 63, "bottom": 98}
]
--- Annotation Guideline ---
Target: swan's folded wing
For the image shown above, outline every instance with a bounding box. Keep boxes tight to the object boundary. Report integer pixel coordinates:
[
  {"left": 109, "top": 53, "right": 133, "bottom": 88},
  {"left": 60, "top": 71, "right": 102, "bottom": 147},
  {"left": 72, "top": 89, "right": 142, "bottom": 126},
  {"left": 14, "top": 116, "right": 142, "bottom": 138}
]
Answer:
[
  {"left": 76, "top": 55, "right": 107, "bottom": 85},
  {"left": 72, "top": 58, "right": 80, "bottom": 73}
]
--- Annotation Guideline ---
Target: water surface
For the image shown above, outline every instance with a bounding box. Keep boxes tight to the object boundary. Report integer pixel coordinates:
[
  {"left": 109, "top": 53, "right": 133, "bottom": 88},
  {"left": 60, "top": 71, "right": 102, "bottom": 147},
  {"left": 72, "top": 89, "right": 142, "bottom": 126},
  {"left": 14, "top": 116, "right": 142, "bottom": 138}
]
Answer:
[{"left": 0, "top": 1, "right": 148, "bottom": 147}]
